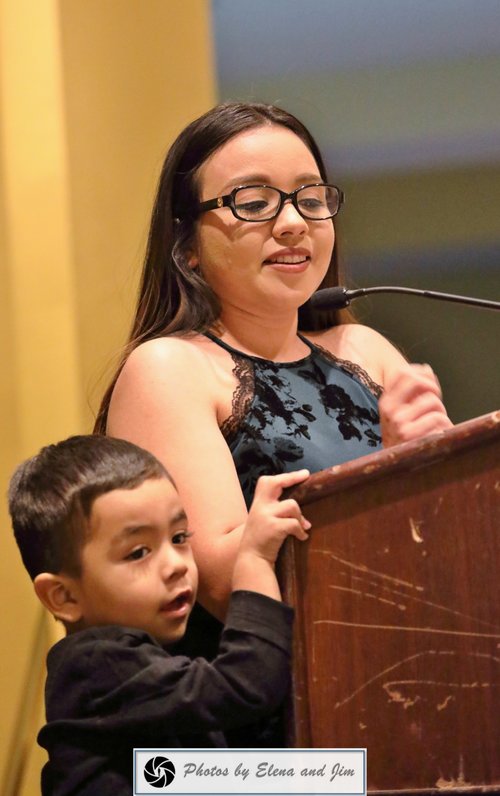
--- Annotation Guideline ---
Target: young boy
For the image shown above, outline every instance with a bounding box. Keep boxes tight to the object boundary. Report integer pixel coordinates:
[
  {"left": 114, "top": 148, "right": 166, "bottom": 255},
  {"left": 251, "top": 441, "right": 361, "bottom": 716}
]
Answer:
[{"left": 8, "top": 435, "right": 310, "bottom": 796}]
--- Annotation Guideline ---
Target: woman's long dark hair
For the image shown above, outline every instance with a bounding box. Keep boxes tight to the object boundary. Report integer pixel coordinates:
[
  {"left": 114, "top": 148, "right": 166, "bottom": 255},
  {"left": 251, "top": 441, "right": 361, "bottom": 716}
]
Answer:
[{"left": 94, "top": 101, "right": 351, "bottom": 433}]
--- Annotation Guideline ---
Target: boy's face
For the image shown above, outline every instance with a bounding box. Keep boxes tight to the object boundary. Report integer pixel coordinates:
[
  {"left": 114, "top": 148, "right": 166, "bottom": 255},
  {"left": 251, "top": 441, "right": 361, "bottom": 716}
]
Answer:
[{"left": 72, "top": 477, "right": 198, "bottom": 645}]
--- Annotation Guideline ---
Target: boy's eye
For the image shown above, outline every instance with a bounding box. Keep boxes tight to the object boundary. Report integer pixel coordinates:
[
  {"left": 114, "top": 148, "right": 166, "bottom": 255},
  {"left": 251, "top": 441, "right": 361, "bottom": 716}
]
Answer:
[
  {"left": 125, "top": 546, "right": 150, "bottom": 561},
  {"left": 172, "top": 530, "right": 192, "bottom": 545}
]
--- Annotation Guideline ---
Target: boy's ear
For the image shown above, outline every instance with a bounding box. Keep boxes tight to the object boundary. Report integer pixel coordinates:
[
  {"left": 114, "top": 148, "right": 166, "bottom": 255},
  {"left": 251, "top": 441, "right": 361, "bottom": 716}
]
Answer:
[{"left": 33, "top": 573, "right": 83, "bottom": 625}]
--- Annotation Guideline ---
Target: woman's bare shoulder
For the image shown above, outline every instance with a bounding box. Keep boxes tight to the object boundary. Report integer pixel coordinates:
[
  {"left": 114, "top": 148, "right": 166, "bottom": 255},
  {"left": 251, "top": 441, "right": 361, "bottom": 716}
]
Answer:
[
  {"left": 117, "top": 334, "right": 232, "bottom": 396},
  {"left": 109, "top": 334, "right": 221, "bottom": 417},
  {"left": 123, "top": 334, "right": 216, "bottom": 372}
]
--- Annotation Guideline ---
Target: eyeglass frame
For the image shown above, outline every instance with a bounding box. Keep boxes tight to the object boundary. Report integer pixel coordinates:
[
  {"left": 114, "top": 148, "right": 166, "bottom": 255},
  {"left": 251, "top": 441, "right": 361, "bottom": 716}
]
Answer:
[{"left": 195, "top": 183, "right": 344, "bottom": 222}]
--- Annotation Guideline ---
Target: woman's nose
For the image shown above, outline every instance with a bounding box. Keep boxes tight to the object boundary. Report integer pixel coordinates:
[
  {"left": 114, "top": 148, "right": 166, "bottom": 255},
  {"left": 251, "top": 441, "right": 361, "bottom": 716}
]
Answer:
[{"left": 272, "top": 199, "right": 308, "bottom": 235}]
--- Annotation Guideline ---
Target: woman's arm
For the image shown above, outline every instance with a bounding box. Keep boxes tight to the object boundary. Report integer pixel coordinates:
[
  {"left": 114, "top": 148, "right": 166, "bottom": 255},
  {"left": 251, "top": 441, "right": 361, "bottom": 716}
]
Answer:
[
  {"left": 378, "top": 362, "right": 453, "bottom": 446},
  {"left": 352, "top": 326, "right": 453, "bottom": 445},
  {"left": 107, "top": 337, "right": 249, "bottom": 619}
]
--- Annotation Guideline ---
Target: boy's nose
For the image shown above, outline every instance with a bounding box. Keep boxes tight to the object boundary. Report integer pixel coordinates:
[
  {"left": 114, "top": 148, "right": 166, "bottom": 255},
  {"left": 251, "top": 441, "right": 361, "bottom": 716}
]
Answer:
[{"left": 160, "top": 548, "right": 188, "bottom": 582}]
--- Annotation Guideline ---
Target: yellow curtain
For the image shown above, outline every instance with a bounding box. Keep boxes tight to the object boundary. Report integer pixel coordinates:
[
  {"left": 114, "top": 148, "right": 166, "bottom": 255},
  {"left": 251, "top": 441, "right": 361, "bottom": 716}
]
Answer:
[{"left": 0, "top": 1, "right": 215, "bottom": 792}]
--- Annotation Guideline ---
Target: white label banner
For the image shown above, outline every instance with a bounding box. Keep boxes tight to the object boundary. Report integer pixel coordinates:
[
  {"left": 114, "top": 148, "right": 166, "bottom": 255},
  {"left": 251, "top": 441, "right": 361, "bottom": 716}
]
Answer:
[{"left": 133, "top": 748, "right": 366, "bottom": 795}]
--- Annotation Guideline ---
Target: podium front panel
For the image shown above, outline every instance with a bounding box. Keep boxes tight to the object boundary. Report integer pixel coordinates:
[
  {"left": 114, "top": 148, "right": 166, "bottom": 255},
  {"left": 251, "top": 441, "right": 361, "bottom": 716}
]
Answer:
[{"left": 280, "top": 415, "right": 500, "bottom": 793}]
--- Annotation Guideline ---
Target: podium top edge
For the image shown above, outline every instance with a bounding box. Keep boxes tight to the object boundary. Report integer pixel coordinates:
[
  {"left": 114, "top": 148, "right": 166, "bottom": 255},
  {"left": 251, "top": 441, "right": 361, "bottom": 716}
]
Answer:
[{"left": 287, "top": 410, "right": 500, "bottom": 506}]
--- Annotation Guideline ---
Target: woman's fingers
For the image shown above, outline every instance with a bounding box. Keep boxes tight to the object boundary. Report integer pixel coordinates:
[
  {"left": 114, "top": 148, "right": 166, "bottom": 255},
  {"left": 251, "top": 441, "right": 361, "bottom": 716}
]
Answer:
[
  {"left": 382, "top": 363, "right": 442, "bottom": 403},
  {"left": 380, "top": 364, "right": 452, "bottom": 446}
]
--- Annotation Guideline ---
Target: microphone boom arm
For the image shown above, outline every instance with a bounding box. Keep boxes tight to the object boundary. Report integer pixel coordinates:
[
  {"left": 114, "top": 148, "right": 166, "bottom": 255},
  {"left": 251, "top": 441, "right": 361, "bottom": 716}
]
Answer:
[{"left": 311, "top": 285, "right": 500, "bottom": 312}]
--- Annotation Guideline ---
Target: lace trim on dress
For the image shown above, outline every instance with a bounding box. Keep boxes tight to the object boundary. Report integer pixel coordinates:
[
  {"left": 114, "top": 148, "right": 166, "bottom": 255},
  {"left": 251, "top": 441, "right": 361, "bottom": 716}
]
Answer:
[
  {"left": 220, "top": 353, "right": 255, "bottom": 441},
  {"left": 312, "top": 341, "right": 384, "bottom": 399}
]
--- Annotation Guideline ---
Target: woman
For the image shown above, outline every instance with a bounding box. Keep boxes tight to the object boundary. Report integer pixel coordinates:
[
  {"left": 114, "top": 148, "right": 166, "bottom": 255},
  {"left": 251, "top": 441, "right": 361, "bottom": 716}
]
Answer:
[{"left": 95, "top": 102, "right": 451, "bottom": 627}]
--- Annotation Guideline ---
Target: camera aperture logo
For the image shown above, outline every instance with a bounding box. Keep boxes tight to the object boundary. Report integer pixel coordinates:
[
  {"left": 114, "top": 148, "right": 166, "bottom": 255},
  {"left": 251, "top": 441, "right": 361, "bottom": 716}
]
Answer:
[{"left": 143, "top": 756, "right": 176, "bottom": 788}]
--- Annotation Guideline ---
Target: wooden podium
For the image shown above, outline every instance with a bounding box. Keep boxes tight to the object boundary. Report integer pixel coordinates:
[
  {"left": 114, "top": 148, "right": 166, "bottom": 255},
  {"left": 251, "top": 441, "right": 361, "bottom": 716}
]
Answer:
[{"left": 279, "top": 411, "right": 500, "bottom": 794}]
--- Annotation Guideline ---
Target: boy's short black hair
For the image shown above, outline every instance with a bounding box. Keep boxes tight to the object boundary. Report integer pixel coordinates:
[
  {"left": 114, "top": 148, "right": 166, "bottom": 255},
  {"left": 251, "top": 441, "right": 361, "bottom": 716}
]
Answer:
[{"left": 8, "top": 435, "right": 170, "bottom": 580}]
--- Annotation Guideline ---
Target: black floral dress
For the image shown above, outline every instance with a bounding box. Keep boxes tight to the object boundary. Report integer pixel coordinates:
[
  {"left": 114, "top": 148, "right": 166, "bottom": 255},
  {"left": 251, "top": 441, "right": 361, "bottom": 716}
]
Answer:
[{"left": 207, "top": 331, "right": 383, "bottom": 507}]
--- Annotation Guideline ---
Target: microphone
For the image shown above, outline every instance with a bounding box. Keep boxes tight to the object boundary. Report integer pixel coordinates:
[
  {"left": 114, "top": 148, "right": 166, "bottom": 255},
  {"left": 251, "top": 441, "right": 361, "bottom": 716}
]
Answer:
[{"left": 310, "top": 285, "right": 500, "bottom": 312}]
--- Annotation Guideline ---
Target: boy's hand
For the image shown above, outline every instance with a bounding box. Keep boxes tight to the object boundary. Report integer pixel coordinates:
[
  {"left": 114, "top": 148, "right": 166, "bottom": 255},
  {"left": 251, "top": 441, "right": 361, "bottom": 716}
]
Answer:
[
  {"left": 238, "top": 469, "right": 311, "bottom": 566},
  {"left": 232, "top": 469, "right": 311, "bottom": 600}
]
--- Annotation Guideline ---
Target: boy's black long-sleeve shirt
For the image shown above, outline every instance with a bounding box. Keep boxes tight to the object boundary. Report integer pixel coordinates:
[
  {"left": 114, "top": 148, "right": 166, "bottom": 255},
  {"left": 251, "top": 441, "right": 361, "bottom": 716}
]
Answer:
[{"left": 38, "top": 590, "right": 293, "bottom": 796}]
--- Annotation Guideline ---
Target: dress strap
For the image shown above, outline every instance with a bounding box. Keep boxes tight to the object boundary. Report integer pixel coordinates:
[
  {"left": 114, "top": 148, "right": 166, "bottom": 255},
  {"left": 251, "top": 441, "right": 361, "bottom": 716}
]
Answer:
[
  {"left": 203, "top": 331, "right": 313, "bottom": 365},
  {"left": 297, "top": 332, "right": 316, "bottom": 352},
  {"left": 203, "top": 331, "right": 252, "bottom": 359}
]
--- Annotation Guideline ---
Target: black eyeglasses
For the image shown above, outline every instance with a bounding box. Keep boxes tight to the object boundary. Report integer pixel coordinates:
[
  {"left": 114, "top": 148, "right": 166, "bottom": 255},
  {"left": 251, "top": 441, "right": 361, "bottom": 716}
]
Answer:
[{"left": 196, "top": 183, "right": 344, "bottom": 222}]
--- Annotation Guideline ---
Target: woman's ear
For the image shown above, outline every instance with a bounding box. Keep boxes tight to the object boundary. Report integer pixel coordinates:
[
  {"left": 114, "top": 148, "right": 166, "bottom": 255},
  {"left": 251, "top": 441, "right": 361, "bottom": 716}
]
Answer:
[
  {"left": 186, "top": 249, "right": 199, "bottom": 269},
  {"left": 33, "top": 573, "right": 83, "bottom": 625},
  {"left": 184, "top": 229, "right": 200, "bottom": 270}
]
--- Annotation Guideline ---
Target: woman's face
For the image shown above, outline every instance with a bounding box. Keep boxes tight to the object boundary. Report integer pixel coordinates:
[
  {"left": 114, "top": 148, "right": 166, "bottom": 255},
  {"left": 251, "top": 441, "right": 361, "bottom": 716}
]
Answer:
[{"left": 190, "top": 125, "right": 335, "bottom": 320}]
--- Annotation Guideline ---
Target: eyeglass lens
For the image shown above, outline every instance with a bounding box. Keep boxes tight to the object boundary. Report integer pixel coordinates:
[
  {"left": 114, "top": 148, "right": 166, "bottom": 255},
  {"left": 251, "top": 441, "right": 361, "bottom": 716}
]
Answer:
[{"left": 233, "top": 185, "right": 339, "bottom": 221}]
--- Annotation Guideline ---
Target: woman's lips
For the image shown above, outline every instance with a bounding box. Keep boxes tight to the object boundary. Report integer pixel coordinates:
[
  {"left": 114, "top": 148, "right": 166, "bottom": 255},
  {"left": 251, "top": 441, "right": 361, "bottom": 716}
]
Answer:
[
  {"left": 263, "top": 253, "right": 311, "bottom": 273},
  {"left": 263, "top": 248, "right": 311, "bottom": 271}
]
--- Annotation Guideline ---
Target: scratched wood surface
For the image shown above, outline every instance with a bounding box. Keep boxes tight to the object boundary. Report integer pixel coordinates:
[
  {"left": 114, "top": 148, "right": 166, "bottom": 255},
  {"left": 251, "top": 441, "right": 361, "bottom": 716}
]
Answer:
[{"left": 280, "top": 411, "right": 500, "bottom": 793}]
